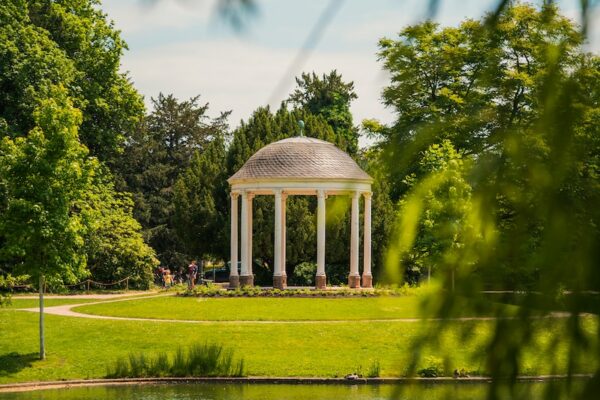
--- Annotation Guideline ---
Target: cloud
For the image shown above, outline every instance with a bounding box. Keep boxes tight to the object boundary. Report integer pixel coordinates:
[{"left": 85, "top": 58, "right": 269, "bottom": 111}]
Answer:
[
  {"left": 121, "top": 38, "right": 395, "bottom": 131},
  {"left": 102, "top": 0, "right": 216, "bottom": 34}
]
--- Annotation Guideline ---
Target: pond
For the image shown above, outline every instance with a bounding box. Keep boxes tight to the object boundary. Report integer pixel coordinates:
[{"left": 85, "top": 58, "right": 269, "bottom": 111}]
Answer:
[{"left": 0, "top": 382, "right": 583, "bottom": 400}]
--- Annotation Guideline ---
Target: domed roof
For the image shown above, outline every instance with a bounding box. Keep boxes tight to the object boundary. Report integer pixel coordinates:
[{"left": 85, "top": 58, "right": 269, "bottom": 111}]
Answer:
[{"left": 228, "top": 137, "right": 372, "bottom": 183}]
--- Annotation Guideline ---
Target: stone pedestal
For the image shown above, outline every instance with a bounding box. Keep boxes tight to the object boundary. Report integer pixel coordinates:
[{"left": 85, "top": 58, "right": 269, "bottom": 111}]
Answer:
[
  {"left": 361, "top": 274, "right": 373, "bottom": 288},
  {"left": 315, "top": 275, "right": 327, "bottom": 289},
  {"left": 273, "top": 275, "right": 287, "bottom": 290},
  {"left": 240, "top": 275, "right": 254, "bottom": 287},
  {"left": 229, "top": 275, "right": 240, "bottom": 289},
  {"left": 348, "top": 274, "right": 361, "bottom": 289}
]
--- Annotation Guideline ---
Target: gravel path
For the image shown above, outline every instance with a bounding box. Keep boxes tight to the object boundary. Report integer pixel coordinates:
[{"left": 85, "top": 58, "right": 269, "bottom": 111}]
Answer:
[{"left": 16, "top": 294, "right": 573, "bottom": 324}]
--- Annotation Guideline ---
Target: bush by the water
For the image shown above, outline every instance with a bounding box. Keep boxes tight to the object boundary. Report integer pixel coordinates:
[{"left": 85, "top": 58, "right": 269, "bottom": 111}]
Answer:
[{"left": 106, "top": 342, "right": 245, "bottom": 378}]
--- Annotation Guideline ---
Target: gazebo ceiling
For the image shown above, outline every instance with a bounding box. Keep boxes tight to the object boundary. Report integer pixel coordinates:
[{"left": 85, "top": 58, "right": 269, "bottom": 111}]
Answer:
[{"left": 228, "top": 136, "right": 372, "bottom": 184}]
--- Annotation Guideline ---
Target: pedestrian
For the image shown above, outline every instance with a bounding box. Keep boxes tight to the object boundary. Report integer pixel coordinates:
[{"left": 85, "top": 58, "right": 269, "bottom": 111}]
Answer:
[{"left": 188, "top": 260, "right": 198, "bottom": 290}]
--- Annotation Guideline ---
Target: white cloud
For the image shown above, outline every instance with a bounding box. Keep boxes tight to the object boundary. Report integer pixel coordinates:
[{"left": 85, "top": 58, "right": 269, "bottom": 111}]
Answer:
[
  {"left": 121, "top": 38, "right": 395, "bottom": 131},
  {"left": 102, "top": 0, "right": 216, "bottom": 34}
]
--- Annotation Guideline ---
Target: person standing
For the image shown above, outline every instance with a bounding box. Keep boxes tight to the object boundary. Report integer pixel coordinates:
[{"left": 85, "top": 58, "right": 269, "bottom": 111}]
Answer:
[{"left": 188, "top": 260, "right": 198, "bottom": 290}]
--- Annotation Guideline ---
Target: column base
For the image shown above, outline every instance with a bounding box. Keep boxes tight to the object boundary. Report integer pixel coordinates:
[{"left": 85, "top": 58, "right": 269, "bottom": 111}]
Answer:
[
  {"left": 239, "top": 275, "right": 254, "bottom": 287},
  {"left": 273, "top": 275, "right": 287, "bottom": 290},
  {"left": 361, "top": 274, "right": 373, "bottom": 288},
  {"left": 229, "top": 275, "right": 240, "bottom": 289},
  {"left": 348, "top": 274, "right": 361, "bottom": 289},
  {"left": 315, "top": 275, "right": 327, "bottom": 289}
]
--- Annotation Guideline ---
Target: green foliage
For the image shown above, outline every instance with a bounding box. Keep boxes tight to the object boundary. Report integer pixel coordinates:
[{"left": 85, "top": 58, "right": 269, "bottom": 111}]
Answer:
[
  {"left": 173, "top": 135, "right": 229, "bottom": 261},
  {"left": 366, "top": 360, "right": 381, "bottom": 378},
  {"left": 0, "top": 274, "right": 29, "bottom": 306},
  {"left": 117, "top": 94, "right": 229, "bottom": 268},
  {"left": 288, "top": 70, "right": 359, "bottom": 154},
  {"left": 292, "top": 262, "right": 317, "bottom": 286},
  {"left": 417, "top": 356, "right": 444, "bottom": 378},
  {"left": 0, "top": 86, "right": 92, "bottom": 284},
  {"left": 83, "top": 170, "right": 158, "bottom": 289},
  {"left": 380, "top": 2, "right": 600, "bottom": 398},
  {"left": 106, "top": 342, "right": 245, "bottom": 378},
  {"left": 395, "top": 140, "right": 475, "bottom": 285},
  {"left": 0, "top": 0, "right": 144, "bottom": 161},
  {"left": 378, "top": 2, "right": 584, "bottom": 198}
]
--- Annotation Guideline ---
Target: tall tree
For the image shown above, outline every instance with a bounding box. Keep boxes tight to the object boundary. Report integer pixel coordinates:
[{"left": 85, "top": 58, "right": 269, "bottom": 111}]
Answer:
[
  {"left": 117, "top": 94, "right": 230, "bottom": 268},
  {"left": 381, "top": 3, "right": 600, "bottom": 397},
  {"left": 0, "top": 0, "right": 144, "bottom": 162},
  {"left": 0, "top": 87, "right": 93, "bottom": 359},
  {"left": 173, "top": 135, "right": 229, "bottom": 262},
  {"left": 377, "top": 3, "right": 583, "bottom": 198},
  {"left": 288, "top": 71, "right": 359, "bottom": 154}
]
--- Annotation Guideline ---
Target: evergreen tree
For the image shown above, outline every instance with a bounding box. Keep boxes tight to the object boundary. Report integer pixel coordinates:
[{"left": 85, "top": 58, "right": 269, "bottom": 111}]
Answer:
[
  {"left": 173, "top": 135, "right": 229, "bottom": 262},
  {"left": 288, "top": 70, "right": 359, "bottom": 154},
  {"left": 117, "top": 94, "right": 230, "bottom": 268}
]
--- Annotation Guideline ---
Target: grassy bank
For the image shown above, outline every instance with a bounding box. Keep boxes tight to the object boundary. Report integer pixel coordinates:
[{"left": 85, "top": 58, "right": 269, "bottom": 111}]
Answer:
[{"left": 0, "top": 298, "right": 597, "bottom": 383}]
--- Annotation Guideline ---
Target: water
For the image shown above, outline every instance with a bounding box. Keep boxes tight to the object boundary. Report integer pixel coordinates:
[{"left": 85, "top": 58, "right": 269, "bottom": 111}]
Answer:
[{"left": 0, "top": 382, "right": 582, "bottom": 400}]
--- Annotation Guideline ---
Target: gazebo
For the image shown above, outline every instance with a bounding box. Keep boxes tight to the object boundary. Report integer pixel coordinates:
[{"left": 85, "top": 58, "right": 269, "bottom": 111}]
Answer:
[{"left": 227, "top": 136, "right": 373, "bottom": 290}]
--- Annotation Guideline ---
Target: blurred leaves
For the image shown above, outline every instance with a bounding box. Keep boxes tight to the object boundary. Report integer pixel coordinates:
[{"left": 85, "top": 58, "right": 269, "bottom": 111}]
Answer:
[{"left": 379, "top": 2, "right": 600, "bottom": 399}]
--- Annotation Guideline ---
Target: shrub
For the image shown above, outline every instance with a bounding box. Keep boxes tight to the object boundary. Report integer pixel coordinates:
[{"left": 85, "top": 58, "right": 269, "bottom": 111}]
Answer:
[
  {"left": 367, "top": 360, "right": 380, "bottom": 377},
  {"left": 417, "top": 356, "right": 444, "bottom": 377},
  {"left": 292, "top": 262, "right": 317, "bottom": 286},
  {"left": 106, "top": 342, "right": 245, "bottom": 378}
]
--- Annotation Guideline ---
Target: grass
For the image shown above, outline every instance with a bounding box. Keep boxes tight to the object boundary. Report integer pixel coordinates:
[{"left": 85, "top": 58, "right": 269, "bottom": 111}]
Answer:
[
  {"left": 2, "top": 298, "right": 100, "bottom": 309},
  {"left": 0, "top": 296, "right": 597, "bottom": 383},
  {"left": 73, "top": 295, "right": 519, "bottom": 321},
  {"left": 106, "top": 342, "right": 245, "bottom": 378}
]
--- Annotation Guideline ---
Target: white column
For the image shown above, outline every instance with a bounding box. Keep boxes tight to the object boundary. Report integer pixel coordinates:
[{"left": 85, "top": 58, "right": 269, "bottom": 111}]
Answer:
[
  {"left": 317, "top": 191, "right": 326, "bottom": 274},
  {"left": 274, "top": 190, "right": 282, "bottom": 276},
  {"left": 316, "top": 190, "right": 327, "bottom": 289},
  {"left": 240, "top": 191, "right": 248, "bottom": 277},
  {"left": 362, "top": 192, "right": 373, "bottom": 288},
  {"left": 349, "top": 191, "right": 360, "bottom": 288},
  {"left": 247, "top": 193, "right": 254, "bottom": 280},
  {"left": 281, "top": 193, "right": 287, "bottom": 282},
  {"left": 229, "top": 192, "right": 239, "bottom": 288}
]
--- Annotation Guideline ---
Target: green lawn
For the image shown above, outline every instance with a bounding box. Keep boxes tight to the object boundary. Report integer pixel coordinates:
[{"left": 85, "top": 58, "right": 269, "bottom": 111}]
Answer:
[
  {"left": 0, "top": 295, "right": 597, "bottom": 383},
  {"left": 74, "top": 296, "right": 426, "bottom": 321},
  {"left": 73, "top": 295, "right": 519, "bottom": 321},
  {"left": 3, "top": 298, "right": 100, "bottom": 309}
]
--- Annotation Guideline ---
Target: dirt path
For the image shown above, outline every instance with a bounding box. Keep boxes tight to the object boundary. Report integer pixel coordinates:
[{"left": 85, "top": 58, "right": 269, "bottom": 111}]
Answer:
[{"left": 17, "top": 294, "right": 573, "bottom": 325}]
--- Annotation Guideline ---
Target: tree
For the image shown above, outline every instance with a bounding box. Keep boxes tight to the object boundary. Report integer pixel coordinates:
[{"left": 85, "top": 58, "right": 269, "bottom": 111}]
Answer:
[
  {"left": 381, "top": 3, "right": 600, "bottom": 398},
  {"left": 116, "top": 94, "right": 230, "bottom": 268},
  {"left": 0, "top": 87, "right": 93, "bottom": 359},
  {"left": 26, "top": 0, "right": 144, "bottom": 161},
  {"left": 0, "top": 0, "right": 156, "bottom": 289},
  {"left": 288, "top": 70, "right": 359, "bottom": 154},
  {"left": 377, "top": 3, "right": 583, "bottom": 198},
  {"left": 396, "top": 140, "right": 474, "bottom": 285},
  {"left": 173, "top": 135, "right": 229, "bottom": 261},
  {"left": 83, "top": 169, "right": 158, "bottom": 288}
]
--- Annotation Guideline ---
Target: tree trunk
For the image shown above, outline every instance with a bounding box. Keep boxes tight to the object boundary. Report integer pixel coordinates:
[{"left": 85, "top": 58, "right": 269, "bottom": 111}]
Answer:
[{"left": 39, "top": 274, "right": 46, "bottom": 360}]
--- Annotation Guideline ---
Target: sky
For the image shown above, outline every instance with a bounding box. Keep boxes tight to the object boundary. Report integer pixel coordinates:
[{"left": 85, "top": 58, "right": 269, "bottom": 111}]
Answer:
[{"left": 101, "top": 0, "right": 600, "bottom": 146}]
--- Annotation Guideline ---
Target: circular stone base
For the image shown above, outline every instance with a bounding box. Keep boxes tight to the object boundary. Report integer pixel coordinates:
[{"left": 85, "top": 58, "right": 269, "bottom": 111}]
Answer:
[
  {"left": 315, "top": 275, "right": 327, "bottom": 289},
  {"left": 348, "top": 275, "right": 361, "bottom": 288},
  {"left": 229, "top": 275, "right": 240, "bottom": 289},
  {"left": 361, "top": 274, "right": 373, "bottom": 288},
  {"left": 239, "top": 275, "right": 254, "bottom": 287},
  {"left": 273, "top": 275, "right": 287, "bottom": 290}
]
